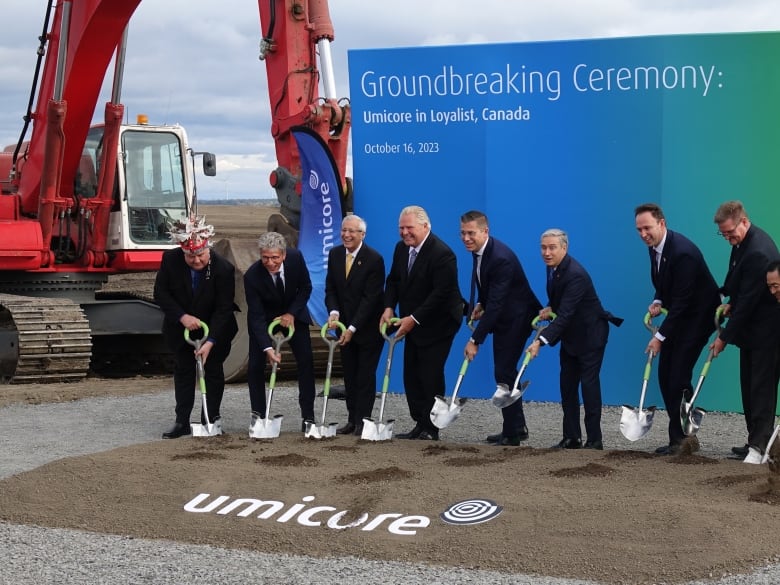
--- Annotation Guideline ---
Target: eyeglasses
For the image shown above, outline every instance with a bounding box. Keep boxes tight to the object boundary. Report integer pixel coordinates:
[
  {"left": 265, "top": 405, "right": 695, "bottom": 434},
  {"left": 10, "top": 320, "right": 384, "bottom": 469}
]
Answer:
[
  {"left": 716, "top": 217, "right": 744, "bottom": 237},
  {"left": 341, "top": 228, "right": 364, "bottom": 234}
]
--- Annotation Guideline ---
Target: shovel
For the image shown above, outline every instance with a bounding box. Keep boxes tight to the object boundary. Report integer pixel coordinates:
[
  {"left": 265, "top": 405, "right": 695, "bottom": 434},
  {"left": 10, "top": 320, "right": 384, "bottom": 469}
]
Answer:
[
  {"left": 249, "top": 319, "right": 294, "bottom": 439},
  {"left": 761, "top": 423, "right": 780, "bottom": 464},
  {"left": 305, "top": 321, "right": 346, "bottom": 439},
  {"left": 491, "top": 312, "right": 556, "bottom": 409},
  {"left": 361, "top": 318, "right": 403, "bottom": 441},
  {"left": 186, "top": 323, "right": 222, "bottom": 437},
  {"left": 619, "top": 310, "right": 665, "bottom": 441},
  {"left": 430, "top": 357, "right": 469, "bottom": 429},
  {"left": 680, "top": 307, "right": 725, "bottom": 436}
]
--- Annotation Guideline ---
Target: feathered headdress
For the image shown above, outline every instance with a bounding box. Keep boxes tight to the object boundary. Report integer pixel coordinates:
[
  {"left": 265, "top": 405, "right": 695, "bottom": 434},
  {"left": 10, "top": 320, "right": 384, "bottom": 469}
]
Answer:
[{"left": 168, "top": 215, "right": 215, "bottom": 255}]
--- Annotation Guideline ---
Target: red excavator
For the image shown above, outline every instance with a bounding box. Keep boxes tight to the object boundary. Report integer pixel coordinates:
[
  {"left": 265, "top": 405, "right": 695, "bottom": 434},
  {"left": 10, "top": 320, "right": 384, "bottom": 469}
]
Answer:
[{"left": 0, "top": 0, "right": 350, "bottom": 383}]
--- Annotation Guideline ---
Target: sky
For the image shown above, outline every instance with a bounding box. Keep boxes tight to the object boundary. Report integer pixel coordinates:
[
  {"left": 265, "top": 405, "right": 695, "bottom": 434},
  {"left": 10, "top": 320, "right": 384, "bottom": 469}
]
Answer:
[{"left": 1, "top": 0, "right": 779, "bottom": 200}]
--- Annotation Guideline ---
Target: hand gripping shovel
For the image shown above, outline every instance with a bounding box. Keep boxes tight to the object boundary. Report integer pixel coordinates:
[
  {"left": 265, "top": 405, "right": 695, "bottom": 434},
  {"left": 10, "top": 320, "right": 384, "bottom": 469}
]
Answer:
[
  {"left": 186, "top": 323, "right": 222, "bottom": 437},
  {"left": 491, "top": 313, "right": 557, "bottom": 409},
  {"left": 430, "top": 357, "right": 469, "bottom": 429},
  {"left": 249, "top": 319, "right": 294, "bottom": 439},
  {"left": 680, "top": 306, "right": 725, "bottom": 436},
  {"left": 361, "top": 318, "right": 404, "bottom": 441},
  {"left": 619, "top": 310, "right": 665, "bottom": 441},
  {"left": 305, "top": 321, "right": 346, "bottom": 439}
]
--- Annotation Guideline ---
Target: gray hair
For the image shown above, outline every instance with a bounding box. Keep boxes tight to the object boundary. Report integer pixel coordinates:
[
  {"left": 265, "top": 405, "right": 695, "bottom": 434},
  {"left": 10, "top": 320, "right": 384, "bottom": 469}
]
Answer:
[
  {"left": 541, "top": 228, "right": 568, "bottom": 248},
  {"left": 399, "top": 205, "right": 431, "bottom": 230},
  {"left": 342, "top": 214, "right": 367, "bottom": 233},
  {"left": 257, "top": 231, "right": 287, "bottom": 252}
]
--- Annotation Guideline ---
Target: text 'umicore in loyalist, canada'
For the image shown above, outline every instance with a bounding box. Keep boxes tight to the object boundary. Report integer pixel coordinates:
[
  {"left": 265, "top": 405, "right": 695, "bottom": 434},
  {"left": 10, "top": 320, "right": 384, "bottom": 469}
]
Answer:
[{"left": 184, "top": 493, "right": 431, "bottom": 536}]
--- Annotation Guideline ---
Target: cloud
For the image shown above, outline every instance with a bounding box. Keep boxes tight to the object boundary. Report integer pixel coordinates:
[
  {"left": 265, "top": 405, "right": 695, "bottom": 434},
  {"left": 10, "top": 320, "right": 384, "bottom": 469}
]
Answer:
[{"left": 1, "top": 0, "right": 779, "bottom": 199}]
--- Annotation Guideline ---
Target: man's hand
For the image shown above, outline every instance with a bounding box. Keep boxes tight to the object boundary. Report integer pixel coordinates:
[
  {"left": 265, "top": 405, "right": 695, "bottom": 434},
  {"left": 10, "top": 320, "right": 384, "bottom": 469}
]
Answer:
[
  {"left": 719, "top": 303, "right": 731, "bottom": 317},
  {"left": 646, "top": 337, "right": 662, "bottom": 355},
  {"left": 539, "top": 307, "right": 552, "bottom": 321},
  {"left": 470, "top": 303, "right": 484, "bottom": 321},
  {"left": 464, "top": 340, "right": 478, "bottom": 361},
  {"left": 380, "top": 308, "right": 395, "bottom": 328},
  {"left": 265, "top": 347, "right": 281, "bottom": 366},
  {"left": 526, "top": 339, "right": 541, "bottom": 359},
  {"left": 180, "top": 314, "right": 202, "bottom": 331},
  {"left": 194, "top": 340, "right": 214, "bottom": 366},
  {"left": 710, "top": 336, "right": 726, "bottom": 358},
  {"left": 648, "top": 302, "right": 663, "bottom": 317},
  {"left": 338, "top": 329, "right": 354, "bottom": 346},
  {"left": 276, "top": 312, "right": 294, "bottom": 329},
  {"left": 395, "top": 315, "right": 416, "bottom": 337}
]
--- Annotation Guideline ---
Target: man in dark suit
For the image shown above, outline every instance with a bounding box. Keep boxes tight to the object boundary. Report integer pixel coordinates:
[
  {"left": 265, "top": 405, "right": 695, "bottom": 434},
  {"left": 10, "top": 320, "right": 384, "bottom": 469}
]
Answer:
[
  {"left": 459, "top": 210, "right": 541, "bottom": 446},
  {"left": 325, "top": 214, "right": 386, "bottom": 436},
  {"left": 382, "top": 205, "right": 463, "bottom": 441},
  {"left": 244, "top": 231, "right": 315, "bottom": 431},
  {"left": 526, "top": 228, "right": 622, "bottom": 450},
  {"left": 154, "top": 216, "right": 239, "bottom": 439},
  {"left": 711, "top": 201, "right": 780, "bottom": 464},
  {"left": 634, "top": 203, "right": 721, "bottom": 455}
]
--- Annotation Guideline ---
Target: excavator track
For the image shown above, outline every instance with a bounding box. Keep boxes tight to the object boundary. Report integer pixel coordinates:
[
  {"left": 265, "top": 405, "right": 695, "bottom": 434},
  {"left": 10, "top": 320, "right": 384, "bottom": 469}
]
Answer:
[{"left": 0, "top": 294, "right": 92, "bottom": 384}]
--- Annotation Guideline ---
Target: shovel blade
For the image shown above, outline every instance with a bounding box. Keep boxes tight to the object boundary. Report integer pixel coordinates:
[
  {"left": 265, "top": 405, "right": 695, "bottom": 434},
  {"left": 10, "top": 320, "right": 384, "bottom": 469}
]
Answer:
[
  {"left": 619, "top": 405, "right": 656, "bottom": 441},
  {"left": 249, "top": 414, "right": 283, "bottom": 439},
  {"left": 360, "top": 417, "right": 394, "bottom": 441},
  {"left": 192, "top": 419, "right": 223, "bottom": 437},
  {"left": 491, "top": 381, "right": 530, "bottom": 409},
  {"left": 305, "top": 421, "right": 338, "bottom": 439},
  {"left": 682, "top": 408, "right": 706, "bottom": 436},
  {"left": 430, "top": 395, "right": 467, "bottom": 429}
]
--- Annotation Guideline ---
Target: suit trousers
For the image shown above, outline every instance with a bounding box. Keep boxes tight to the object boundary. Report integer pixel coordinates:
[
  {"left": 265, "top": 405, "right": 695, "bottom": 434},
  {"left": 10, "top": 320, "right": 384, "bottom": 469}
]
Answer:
[
  {"left": 340, "top": 337, "right": 384, "bottom": 423},
  {"left": 739, "top": 345, "right": 780, "bottom": 451},
  {"left": 248, "top": 320, "right": 316, "bottom": 421},
  {"left": 403, "top": 332, "right": 456, "bottom": 432},
  {"left": 559, "top": 345, "right": 605, "bottom": 442},
  {"left": 494, "top": 323, "right": 534, "bottom": 437},
  {"left": 173, "top": 342, "right": 229, "bottom": 425},
  {"left": 657, "top": 331, "right": 711, "bottom": 445}
]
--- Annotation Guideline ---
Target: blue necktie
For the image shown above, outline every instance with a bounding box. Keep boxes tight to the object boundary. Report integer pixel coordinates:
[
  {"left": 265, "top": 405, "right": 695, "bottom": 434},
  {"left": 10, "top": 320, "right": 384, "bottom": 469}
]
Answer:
[{"left": 407, "top": 248, "right": 417, "bottom": 273}]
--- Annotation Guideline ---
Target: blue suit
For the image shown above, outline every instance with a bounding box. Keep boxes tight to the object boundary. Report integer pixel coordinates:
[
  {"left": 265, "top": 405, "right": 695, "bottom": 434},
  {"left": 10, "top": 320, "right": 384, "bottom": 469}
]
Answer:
[
  {"left": 541, "top": 254, "right": 622, "bottom": 443},
  {"left": 471, "top": 237, "right": 541, "bottom": 437},
  {"left": 648, "top": 229, "right": 721, "bottom": 445},
  {"left": 244, "top": 247, "right": 316, "bottom": 421}
]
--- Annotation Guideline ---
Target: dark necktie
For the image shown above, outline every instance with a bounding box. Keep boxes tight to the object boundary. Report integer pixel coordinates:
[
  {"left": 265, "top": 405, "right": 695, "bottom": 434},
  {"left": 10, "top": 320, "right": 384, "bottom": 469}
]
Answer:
[
  {"left": 469, "top": 253, "right": 478, "bottom": 314},
  {"left": 274, "top": 273, "right": 285, "bottom": 296},
  {"left": 407, "top": 248, "right": 417, "bottom": 273},
  {"left": 650, "top": 247, "right": 659, "bottom": 281},
  {"left": 546, "top": 266, "right": 555, "bottom": 295},
  {"left": 191, "top": 269, "right": 201, "bottom": 292}
]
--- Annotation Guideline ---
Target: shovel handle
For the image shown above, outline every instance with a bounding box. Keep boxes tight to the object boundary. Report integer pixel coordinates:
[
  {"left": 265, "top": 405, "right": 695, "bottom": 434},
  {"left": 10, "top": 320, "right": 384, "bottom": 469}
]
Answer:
[
  {"left": 643, "top": 307, "right": 668, "bottom": 334},
  {"left": 184, "top": 321, "right": 210, "bottom": 348},
  {"left": 320, "top": 321, "right": 346, "bottom": 396},
  {"left": 320, "top": 320, "right": 347, "bottom": 342},
  {"left": 268, "top": 318, "right": 294, "bottom": 345},
  {"left": 380, "top": 317, "right": 404, "bottom": 342},
  {"left": 531, "top": 312, "right": 557, "bottom": 329}
]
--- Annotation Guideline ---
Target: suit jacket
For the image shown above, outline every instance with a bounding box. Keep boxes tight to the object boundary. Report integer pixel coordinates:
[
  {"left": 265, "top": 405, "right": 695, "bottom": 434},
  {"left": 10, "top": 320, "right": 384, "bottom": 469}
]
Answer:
[
  {"left": 384, "top": 232, "right": 463, "bottom": 344},
  {"left": 541, "top": 254, "right": 620, "bottom": 355},
  {"left": 325, "top": 242, "right": 385, "bottom": 343},
  {"left": 719, "top": 224, "right": 780, "bottom": 349},
  {"left": 244, "top": 247, "right": 312, "bottom": 350},
  {"left": 154, "top": 247, "right": 239, "bottom": 351},
  {"left": 651, "top": 229, "right": 721, "bottom": 342},
  {"left": 471, "top": 237, "right": 541, "bottom": 345}
]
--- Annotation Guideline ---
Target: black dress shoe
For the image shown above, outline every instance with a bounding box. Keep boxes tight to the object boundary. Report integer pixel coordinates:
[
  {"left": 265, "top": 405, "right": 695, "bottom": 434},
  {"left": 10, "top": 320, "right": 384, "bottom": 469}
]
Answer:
[
  {"left": 517, "top": 426, "right": 529, "bottom": 441},
  {"left": 353, "top": 422, "right": 364, "bottom": 436},
  {"left": 162, "top": 422, "right": 191, "bottom": 439},
  {"left": 336, "top": 422, "right": 356, "bottom": 435},
  {"left": 486, "top": 432, "right": 503, "bottom": 443},
  {"left": 417, "top": 429, "right": 439, "bottom": 441},
  {"left": 654, "top": 443, "right": 681, "bottom": 455},
  {"left": 731, "top": 444, "right": 749, "bottom": 457},
  {"left": 553, "top": 438, "right": 582, "bottom": 449},
  {"left": 584, "top": 440, "right": 603, "bottom": 450},
  {"left": 487, "top": 426, "right": 528, "bottom": 443},
  {"left": 396, "top": 424, "right": 424, "bottom": 439},
  {"left": 494, "top": 436, "right": 520, "bottom": 446}
]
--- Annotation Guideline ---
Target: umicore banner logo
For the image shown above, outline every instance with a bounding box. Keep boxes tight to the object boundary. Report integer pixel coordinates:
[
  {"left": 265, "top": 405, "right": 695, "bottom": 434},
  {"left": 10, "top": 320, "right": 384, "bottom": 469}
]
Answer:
[
  {"left": 185, "top": 494, "right": 503, "bottom": 536},
  {"left": 184, "top": 493, "right": 430, "bottom": 536}
]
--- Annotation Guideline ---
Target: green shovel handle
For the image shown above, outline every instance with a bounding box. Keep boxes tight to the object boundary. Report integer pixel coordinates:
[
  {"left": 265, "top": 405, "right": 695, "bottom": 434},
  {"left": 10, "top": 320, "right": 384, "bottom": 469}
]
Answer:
[
  {"left": 320, "top": 320, "right": 347, "bottom": 341},
  {"left": 267, "top": 318, "right": 294, "bottom": 343},
  {"left": 380, "top": 317, "right": 404, "bottom": 342},
  {"left": 183, "top": 321, "right": 210, "bottom": 347},
  {"left": 531, "top": 311, "right": 557, "bottom": 329},
  {"left": 643, "top": 307, "right": 668, "bottom": 334}
]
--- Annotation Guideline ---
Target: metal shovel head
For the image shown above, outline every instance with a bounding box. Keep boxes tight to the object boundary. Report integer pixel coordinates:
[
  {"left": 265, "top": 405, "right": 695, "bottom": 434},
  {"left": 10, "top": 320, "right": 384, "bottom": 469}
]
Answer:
[
  {"left": 491, "top": 380, "right": 531, "bottom": 409},
  {"left": 192, "top": 418, "right": 223, "bottom": 437},
  {"left": 249, "top": 414, "right": 283, "bottom": 439},
  {"left": 360, "top": 417, "right": 395, "bottom": 441},
  {"left": 682, "top": 408, "right": 706, "bottom": 436},
  {"left": 304, "top": 421, "right": 338, "bottom": 439},
  {"left": 619, "top": 404, "right": 656, "bottom": 441},
  {"left": 430, "top": 394, "right": 467, "bottom": 429}
]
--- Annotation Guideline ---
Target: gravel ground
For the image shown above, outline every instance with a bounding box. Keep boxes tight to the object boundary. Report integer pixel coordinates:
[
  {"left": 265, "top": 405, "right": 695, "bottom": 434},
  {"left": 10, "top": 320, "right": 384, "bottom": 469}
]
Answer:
[{"left": 0, "top": 380, "right": 777, "bottom": 585}]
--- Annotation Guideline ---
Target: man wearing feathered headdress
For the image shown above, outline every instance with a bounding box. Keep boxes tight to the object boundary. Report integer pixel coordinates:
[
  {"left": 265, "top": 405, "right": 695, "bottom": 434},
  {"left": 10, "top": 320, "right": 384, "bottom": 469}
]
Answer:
[{"left": 154, "top": 215, "right": 239, "bottom": 438}]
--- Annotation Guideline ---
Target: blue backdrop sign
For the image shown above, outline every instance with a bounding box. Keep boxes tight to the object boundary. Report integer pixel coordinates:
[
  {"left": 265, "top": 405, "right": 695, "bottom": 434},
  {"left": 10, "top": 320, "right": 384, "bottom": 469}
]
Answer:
[{"left": 347, "top": 33, "right": 780, "bottom": 413}]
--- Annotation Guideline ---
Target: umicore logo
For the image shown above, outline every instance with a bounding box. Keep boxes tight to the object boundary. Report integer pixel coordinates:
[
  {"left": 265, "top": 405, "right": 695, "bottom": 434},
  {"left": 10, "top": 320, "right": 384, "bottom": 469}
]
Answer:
[{"left": 184, "top": 493, "right": 430, "bottom": 536}]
